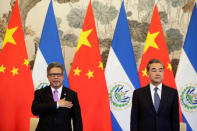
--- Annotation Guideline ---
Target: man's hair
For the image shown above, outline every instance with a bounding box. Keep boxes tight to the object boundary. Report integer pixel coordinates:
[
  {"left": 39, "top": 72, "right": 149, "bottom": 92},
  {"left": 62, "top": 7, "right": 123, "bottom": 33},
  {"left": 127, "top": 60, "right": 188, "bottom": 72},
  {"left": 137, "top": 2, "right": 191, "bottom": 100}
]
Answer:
[
  {"left": 47, "top": 62, "right": 64, "bottom": 74},
  {"left": 147, "top": 59, "right": 164, "bottom": 72}
]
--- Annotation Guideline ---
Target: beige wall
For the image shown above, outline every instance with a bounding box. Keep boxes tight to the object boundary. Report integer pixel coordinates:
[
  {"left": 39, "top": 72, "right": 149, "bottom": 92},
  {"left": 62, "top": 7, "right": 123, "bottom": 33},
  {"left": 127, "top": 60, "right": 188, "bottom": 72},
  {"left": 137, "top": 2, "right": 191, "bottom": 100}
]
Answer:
[{"left": 0, "top": 0, "right": 193, "bottom": 75}]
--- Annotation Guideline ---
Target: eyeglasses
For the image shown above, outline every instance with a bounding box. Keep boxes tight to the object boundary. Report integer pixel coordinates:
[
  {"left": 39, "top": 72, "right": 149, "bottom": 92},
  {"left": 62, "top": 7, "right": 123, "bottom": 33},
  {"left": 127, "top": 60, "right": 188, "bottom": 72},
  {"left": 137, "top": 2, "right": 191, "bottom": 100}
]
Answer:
[
  {"left": 150, "top": 68, "right": 164, "bottom": 72},
  {"left": 48, "top": 73, "right": 63, "bottom": 77}
]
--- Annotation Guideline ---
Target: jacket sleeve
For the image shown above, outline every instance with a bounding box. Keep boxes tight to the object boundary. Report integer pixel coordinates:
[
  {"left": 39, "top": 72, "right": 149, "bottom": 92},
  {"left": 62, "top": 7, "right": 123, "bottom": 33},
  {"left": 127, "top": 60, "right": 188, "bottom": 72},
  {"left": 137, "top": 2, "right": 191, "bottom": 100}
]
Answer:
[
  {"left": 172, "top": 90, "right": 180, "bottom": 131},
  {"left": 72, "top": 92, "right": 83, "bottom": 131},
  {"left": 31, "top": 90, "right": 57, "bottom": 116},
  {"left": 130, "top": 90, "right": 139, "bottom": 131}
]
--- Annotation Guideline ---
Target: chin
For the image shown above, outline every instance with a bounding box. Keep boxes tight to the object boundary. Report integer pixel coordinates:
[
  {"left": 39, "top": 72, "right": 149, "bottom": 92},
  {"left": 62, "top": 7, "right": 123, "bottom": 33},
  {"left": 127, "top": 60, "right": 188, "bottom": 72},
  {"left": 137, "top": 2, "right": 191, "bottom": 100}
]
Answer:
[
  {"left": 52, "top": 84, "right": 60, "bottom": 88},
  {"left": 152, "top": 80, "right": 161, "bottom": 84},
  {"left": 155, "top": 81, "right": 162, "bottom": 84}
]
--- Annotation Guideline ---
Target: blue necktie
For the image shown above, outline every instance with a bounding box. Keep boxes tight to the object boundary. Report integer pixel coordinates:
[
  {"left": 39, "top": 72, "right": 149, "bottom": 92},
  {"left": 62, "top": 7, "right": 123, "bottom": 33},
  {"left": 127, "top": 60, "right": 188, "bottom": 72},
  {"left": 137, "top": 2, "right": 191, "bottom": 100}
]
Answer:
[{"left": 154, "top": 87, "right": 160, "bottom": 112}]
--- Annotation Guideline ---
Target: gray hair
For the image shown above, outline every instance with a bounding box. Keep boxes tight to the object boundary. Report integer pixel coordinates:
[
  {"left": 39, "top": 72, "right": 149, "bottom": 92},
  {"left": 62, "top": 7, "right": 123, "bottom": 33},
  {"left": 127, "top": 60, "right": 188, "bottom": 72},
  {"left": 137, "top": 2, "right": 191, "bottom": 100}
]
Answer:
[
  {"left": 147, "top": 59, "right": 164, "bottom": 72},
  {"left": 47, "top": 62, "right": 64, "bottom": 74}
]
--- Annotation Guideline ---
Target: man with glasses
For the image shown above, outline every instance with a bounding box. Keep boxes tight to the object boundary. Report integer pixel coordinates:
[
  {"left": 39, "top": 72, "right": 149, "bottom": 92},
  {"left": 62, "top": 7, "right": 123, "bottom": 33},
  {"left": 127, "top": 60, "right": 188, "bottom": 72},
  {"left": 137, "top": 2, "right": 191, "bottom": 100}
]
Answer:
[
  {"left": 32, "top": 62, "right": 83, "bottom": 131},
  {"left": 130, "top": 59, "right": 179, "bottom": 131}
]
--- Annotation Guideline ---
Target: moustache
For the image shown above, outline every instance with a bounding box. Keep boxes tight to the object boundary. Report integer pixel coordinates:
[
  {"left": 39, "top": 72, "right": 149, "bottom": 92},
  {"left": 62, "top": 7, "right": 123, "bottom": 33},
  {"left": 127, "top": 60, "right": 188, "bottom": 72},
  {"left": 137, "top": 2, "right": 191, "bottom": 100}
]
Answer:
[{"left": 52, "top": 80, "right": 60, "bottom": 82}]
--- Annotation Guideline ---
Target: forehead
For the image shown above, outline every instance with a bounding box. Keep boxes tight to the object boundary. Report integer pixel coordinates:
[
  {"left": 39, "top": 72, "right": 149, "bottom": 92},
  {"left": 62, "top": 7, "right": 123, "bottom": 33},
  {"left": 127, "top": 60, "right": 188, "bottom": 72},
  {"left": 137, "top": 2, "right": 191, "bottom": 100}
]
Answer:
[
  {"left": 149, "top": 63, "right": 163, "bottom": 69},
  {"left": 49, "top": 67, "right": 62, "bottom": 73}
]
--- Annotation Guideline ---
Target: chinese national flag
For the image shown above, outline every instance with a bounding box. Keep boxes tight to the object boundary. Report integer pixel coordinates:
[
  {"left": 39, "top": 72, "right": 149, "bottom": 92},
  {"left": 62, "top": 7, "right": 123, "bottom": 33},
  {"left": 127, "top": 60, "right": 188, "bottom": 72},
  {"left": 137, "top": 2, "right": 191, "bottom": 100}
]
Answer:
[
  {"left": 138, "top": 4, "right": 182, "bottom": 121},
  {"left": 0, "top": 0, "right": 34, "bottom": 130},
  {"left": 68, "top": 1, "right": 112, "bottom": 131}
]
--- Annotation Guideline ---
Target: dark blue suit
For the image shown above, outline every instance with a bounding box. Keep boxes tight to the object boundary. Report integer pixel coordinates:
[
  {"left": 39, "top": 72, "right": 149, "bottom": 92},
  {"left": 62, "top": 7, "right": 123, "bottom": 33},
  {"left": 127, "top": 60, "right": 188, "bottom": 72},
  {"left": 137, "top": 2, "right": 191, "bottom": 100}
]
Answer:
[{"left": 130, "top": 84, "right": 179, "bottom": 131}]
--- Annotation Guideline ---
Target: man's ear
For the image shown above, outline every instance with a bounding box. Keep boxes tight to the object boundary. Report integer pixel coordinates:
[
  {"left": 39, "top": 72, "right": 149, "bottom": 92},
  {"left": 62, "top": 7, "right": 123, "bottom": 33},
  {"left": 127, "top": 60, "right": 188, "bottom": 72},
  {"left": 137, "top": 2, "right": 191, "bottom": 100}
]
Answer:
[
  {"left": 47, "top": 75, "right": 50, "bottom": 79},
  {"left": 147, "top": 71, "right": 150, "bottom": 77}
]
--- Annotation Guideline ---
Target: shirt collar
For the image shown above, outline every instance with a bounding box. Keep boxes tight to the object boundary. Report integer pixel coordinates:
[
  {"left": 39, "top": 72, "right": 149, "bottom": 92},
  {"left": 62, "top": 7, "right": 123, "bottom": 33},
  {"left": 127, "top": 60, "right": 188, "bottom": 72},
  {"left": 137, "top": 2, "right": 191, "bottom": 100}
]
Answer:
[
  {"left": 150, "top": 83, "right": 162, "bottom": 91},
  {"left": 51, "top": 85, "right": 63, "bottom": 93}
]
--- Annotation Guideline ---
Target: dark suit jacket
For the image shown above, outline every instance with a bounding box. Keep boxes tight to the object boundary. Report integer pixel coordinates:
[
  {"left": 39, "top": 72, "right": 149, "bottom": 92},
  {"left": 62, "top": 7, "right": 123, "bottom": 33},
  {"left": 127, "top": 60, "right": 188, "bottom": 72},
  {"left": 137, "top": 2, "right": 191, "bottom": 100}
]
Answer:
[
  {"left": 130, "top": 84, "right": 179, "bottom": 131},
  {"left": 31, "top": 86, "right": 83, "bottom": 131}
]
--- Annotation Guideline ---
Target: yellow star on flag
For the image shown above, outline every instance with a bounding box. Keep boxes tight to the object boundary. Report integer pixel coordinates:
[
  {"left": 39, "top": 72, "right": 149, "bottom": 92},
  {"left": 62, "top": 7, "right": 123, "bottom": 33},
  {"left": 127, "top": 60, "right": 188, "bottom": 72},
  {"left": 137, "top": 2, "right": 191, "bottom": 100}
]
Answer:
[
  {"left": 167, "top": 63, "right": 172, "bottom": 71},
  {"left": 73, "top": 67, "right": 82, "bottom": 76},
  {"left": 23, "top": 59, "right": 29, "bottom": 67},
  {"left": 98, "top": 61, "right": 103, "bottom": 70},
  {"left": 142, "top": 68, "right": 148, "bottom": 77},
  {"left": 76, "top": 29, "right": 93, "bottom": 52},
  {"left": 2, "top": 26, "right": 18, "bottom": 48},
  {"left": 11, "top": 67, "right": 19, "bottom": 76},
  {"left": 143, "top": 31, "right": 160, "bottom": 54},
  {"left": 86, "top": 70, "right": 94, "bottom": 79},
  {"left": 0, "top": 64, "right": 6, "bottom": 73}
]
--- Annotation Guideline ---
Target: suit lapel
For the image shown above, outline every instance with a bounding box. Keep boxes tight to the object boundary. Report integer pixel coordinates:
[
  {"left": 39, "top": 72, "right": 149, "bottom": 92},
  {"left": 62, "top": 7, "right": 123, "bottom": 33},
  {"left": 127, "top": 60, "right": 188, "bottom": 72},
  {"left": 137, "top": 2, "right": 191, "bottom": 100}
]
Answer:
[
  {"left": 45, "top": 86, "right": 54, "bottom": 102},
  {"left": 60, "top": 86, "right": 67, "bottom": 99},
  {"left": 145, "top": 85, "right": 156, "bottom": 113}
]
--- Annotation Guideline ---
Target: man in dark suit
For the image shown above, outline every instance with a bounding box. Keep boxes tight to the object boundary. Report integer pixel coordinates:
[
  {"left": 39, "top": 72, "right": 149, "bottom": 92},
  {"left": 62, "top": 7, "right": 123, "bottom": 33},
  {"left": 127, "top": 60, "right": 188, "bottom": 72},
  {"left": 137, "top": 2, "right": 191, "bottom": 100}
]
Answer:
[
  {"left": 32, "top": 62, "right": 83, "bottom": 131},
  {"left": 130, "top": 59, "right": 179, "bottom": 131}
]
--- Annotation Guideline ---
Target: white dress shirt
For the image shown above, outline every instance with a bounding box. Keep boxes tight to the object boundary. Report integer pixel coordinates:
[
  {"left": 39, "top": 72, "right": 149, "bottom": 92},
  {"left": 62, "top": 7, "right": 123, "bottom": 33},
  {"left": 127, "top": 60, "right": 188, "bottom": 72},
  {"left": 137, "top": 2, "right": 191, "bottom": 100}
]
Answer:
[{"left": 150, "top": 83, "right": 162, "bottom": 105}]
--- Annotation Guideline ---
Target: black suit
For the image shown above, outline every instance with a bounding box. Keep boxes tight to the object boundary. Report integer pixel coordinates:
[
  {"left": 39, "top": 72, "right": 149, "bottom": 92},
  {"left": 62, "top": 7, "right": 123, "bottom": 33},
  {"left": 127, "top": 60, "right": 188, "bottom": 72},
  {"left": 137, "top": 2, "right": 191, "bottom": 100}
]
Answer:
[
  {"left": 130, "top": 84, "right": 179, "bottom": 131},
  {"left": 31, "top": 86, "right": 83, "bottom": 131}
]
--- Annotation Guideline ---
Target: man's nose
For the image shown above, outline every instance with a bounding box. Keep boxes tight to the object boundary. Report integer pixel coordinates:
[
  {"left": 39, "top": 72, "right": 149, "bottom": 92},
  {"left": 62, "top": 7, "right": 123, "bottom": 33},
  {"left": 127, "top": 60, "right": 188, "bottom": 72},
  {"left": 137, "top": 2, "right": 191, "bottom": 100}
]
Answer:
[
  {"left": 54, "top": 75, "right": 58, "bottom": 78},
  {"left": 155, "top": 71, "right": 161, "bottom": 75}
]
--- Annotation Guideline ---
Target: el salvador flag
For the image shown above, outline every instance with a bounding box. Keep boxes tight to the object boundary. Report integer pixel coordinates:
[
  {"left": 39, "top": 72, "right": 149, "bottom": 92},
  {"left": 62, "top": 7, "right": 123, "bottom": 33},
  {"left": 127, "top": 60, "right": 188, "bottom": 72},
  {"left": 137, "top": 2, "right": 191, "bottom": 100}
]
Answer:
[
  {"left": 32, "top": 0, "right": 69, "bottom": 90},
  {"left": 175, "top": 3, "right": 197, "bottom": 131},
  {"left": 105, "top": 1, "right": 140, "bottom": 130}
]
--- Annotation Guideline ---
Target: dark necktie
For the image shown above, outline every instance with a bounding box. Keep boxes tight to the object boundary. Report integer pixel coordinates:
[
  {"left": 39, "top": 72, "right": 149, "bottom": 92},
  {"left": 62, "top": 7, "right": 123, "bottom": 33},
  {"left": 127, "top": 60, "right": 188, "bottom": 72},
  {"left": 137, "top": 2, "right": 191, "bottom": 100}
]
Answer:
[{"left": 154, "top": 87, "right": 160, "bottom": 112}]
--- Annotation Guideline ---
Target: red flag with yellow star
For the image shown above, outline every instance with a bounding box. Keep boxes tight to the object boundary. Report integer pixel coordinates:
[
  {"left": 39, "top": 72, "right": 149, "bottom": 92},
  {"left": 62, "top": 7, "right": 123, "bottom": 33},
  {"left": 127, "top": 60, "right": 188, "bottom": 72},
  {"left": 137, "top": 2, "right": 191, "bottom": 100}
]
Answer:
[
  {"left": 138, "top": 5, "right": 182, "bottom": 121},
  {"left": 139, "top": 5, "right": 176, "bottom": 88},
  {"left": 68, "top": 1, "right": 112, "bottom": 130},
  {"left": 0, "top": 0, "right": 34, "bottom": 130}
]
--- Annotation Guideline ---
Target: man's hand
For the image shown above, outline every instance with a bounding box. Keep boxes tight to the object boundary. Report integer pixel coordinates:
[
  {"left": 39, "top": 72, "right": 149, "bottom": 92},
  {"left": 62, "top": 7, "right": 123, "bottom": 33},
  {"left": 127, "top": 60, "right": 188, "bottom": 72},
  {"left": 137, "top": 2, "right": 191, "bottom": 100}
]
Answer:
[{"left": 58, "top": 98, "right": 73, "bottom": 108}]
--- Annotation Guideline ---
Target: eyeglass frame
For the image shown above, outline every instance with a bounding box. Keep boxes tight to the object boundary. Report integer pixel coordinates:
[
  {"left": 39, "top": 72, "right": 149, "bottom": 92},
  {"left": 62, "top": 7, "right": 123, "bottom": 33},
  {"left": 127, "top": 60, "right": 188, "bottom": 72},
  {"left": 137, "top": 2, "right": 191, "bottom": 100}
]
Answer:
[{"left": 48, "top": 73, "right": 64, "bottom": 77}]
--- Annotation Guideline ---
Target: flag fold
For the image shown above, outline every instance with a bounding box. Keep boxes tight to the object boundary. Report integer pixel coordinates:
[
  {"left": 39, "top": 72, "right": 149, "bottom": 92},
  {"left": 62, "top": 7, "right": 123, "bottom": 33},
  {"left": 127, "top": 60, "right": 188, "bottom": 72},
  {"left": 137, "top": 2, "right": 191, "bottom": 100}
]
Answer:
[
  {"left": 0, "top": 0, "right": 34, "bottom": 130},
  {"left": 32, "top": 0, "right": 69, "bottom": 90},
  {"left": 176, "top": 4, "right": 197, "bottom": 131},
  {"left": 105, "top": 1, "right": 140, "bottom": 130},
  {"left": 68, "top": 1, "right": 112, "bottom": 130}
]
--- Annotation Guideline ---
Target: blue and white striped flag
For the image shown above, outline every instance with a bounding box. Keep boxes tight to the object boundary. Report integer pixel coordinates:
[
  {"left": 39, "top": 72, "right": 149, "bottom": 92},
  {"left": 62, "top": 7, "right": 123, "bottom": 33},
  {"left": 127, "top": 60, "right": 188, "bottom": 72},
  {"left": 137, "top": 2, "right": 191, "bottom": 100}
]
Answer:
[
  {"left": 175, "top": 3, "right": 197, "bottom": 131},
  {"left": 32, "top": 0, "right": 69, "bottom": 90},
  {"left": 105, "top": 1, "right": 140, "bottom": 130}
]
